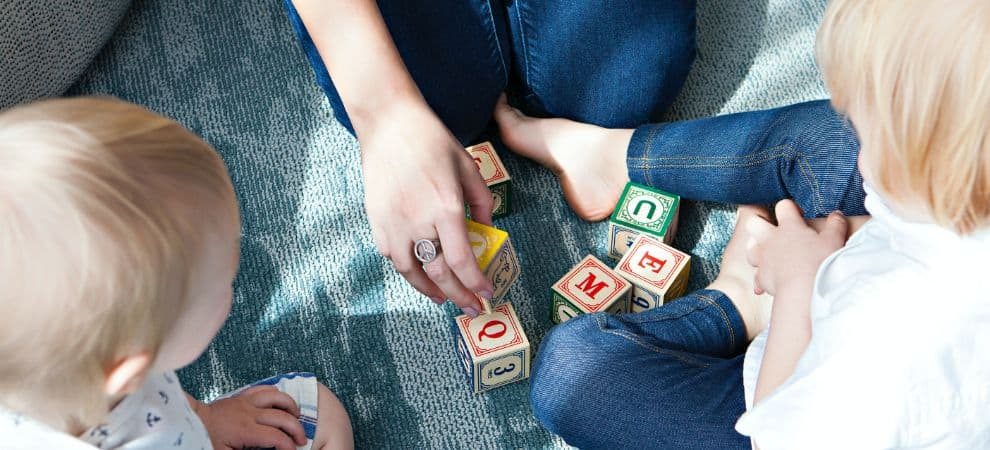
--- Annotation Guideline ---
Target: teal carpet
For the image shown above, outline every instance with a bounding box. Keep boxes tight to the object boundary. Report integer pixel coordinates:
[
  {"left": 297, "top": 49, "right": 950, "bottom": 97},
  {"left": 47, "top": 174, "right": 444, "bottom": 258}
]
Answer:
[{"left": 69, "top": 0, "right": 830, "bottom": 447}]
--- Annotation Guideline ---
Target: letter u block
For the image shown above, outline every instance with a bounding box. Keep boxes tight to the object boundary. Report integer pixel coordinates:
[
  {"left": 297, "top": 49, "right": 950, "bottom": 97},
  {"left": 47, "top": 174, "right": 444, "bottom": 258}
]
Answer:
[
  {"left": 466, "top": 141, "right": 512, "bottom": 219},
  {"left": 452, "top": 303, "right": 531, "bottom": 393},
  {"left": 550, "top": 255, "right": 632, "bottom": 324},
  {"left": 607, "top": 182, "right": 680, "bottom": 259},
  {"left": 467, "top": 220, "right": 521, "bottom": 311},
  {"left": 614, "top": 235, "right": 691, "bottom": 312}
]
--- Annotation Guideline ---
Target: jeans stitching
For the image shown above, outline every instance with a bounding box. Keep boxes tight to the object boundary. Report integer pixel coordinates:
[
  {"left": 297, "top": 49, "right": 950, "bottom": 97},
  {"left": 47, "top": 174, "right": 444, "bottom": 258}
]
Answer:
[
  {"left": 795, "top": 153, "right": 826, "bottom": 216},
  {"left": 593, "top": 314, "right": 711, "bottom": 367},
  {"left": 628, "top": 144, "right": 793, "bottom": 170},
  {"left": 637, "top": 126, "right": 663, "bottom": 186},
  {"left": 482, "top": 0, "right": 508, "bottom": 85},
  {"left": 693, "top": 293, "right": 736, "bottom": 349},
  {"left": 513, "top": 3, "right": 532, "bottom": 93}
]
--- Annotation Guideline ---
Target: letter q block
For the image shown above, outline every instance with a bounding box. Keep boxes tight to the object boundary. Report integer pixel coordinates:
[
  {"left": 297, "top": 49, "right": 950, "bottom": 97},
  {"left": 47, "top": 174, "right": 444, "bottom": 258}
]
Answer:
[
  {"left": 550, "top": 255, "right": 631, "bottom": 324},
  {"left": 466, "top": 220, "right": 521, "bottom": 312},
  {"left": 607, "top": 182, "right": 680, "bottom": 259},
  {"left": 466, "top": 141, "right": 512, "bottom": 218},
  {"left": 614, "top": 235, "right": 691, "bottom": 312},
  {"left": 452, "top": 303, "right": 531, "bottom": 394}
]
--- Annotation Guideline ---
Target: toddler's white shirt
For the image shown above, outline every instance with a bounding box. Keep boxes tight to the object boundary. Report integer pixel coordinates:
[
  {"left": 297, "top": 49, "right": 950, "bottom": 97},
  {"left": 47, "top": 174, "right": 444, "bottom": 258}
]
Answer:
[
  {"left": 736, "top": 186, "right": 990, "bottom": 449},
  {"left": 0, "top": 371, "right": 211, "bottom": 449}
]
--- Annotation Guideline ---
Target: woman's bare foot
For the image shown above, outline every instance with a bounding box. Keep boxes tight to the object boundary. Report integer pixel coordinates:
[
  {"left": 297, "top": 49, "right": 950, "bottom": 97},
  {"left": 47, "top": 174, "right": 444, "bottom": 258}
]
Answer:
[
  {"left": 709, "top": 205, "right": 775, "bottom": 340},
  {"left": 494, "top": 95, "right": 633, "bottom": 221}
]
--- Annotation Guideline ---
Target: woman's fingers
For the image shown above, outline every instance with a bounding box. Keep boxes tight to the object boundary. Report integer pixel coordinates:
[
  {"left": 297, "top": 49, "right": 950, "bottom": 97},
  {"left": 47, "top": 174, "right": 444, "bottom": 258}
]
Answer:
[
  {"left": 436, "top": 214, "right": 494, "bottom": 306},
  {"left": 422, "top": 253, "right": 482, "bottom": 316},
  {"left": 390, "top": 242, "right": 445, "bottom": 302},
  {"left": 460, "top": 156, "right": 495, "bottom": 226}
]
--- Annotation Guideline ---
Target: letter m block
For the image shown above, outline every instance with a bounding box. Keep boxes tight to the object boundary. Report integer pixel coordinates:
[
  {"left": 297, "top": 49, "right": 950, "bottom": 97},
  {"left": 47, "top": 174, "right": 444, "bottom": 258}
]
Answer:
[{"left": 550, "top": 255, "right": 631, "bottom": 324}]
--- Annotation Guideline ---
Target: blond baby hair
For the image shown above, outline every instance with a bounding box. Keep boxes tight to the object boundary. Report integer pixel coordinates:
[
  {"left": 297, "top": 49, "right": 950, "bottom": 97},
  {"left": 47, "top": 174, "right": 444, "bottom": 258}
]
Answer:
[
  {"left": 817, "top": 0, "right": 990, "bottom": 233},
  {"left": 0, "top": 97, "right": 237, "bottom": 431}
]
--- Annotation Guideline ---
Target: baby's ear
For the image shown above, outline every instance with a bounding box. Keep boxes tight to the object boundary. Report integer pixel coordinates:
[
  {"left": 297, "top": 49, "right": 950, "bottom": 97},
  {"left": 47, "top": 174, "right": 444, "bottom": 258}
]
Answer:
[{"left": 103, "top": 352, "right": 153, "bottom": 396}]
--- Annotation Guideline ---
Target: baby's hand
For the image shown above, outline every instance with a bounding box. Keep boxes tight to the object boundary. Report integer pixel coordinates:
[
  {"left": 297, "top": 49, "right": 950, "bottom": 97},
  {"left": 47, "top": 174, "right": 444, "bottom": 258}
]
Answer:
[
  {"left": 745, "top": 200, "right": 848, "bottom": 297},
  {"left": 194, "top": 385, "right": 307, "bottom": 450}
]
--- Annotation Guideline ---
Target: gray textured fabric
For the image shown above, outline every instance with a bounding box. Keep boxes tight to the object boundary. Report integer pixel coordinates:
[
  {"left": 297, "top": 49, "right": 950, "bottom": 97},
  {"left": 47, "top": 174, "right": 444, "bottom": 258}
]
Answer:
[
  {"left": 0, "top": 0, "right": 131, "bottom": 108},
  {"left": 68, "top": 0, "right": 831, "bottom": 447}
]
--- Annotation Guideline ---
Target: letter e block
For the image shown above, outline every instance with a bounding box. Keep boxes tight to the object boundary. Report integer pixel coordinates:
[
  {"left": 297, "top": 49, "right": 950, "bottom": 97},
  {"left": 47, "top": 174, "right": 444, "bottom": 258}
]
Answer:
[
  {"left": 452, "top": 303, "right": 531, "bottom": 393},
  {"left": 466, "top": 141, "right": 512, "bottom": 218},
  {"left": 614, "top": 235, "right": 691, "bottom": 312},
  {"left": 607, "top": 182, "right": 680, "bottom": 259},
  {"left": 550, "top": 255, "right": 632, "bottom": 324},
  {"left": 467, "top": 220, "right": 521, "bottom": 311}
]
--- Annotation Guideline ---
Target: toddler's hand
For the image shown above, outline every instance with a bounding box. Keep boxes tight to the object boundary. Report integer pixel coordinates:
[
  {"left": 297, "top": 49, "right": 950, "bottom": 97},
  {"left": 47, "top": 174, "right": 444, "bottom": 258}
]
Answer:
[
  {"left": 745, "top": 200, "right": 848, "bottom": 297},
  {"left": 195, "top": 385, "right": 307, "bottom": 450}
]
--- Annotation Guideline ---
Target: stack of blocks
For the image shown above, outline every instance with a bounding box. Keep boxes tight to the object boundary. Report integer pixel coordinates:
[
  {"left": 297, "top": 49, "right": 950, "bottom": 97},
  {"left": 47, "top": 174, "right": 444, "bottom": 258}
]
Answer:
[
  {"left": 466, "top": 142, "right": 512, "bottom": 219},
  {"left": 453, "top": 219, "right": 530, "bottom": 393},
  {"left": 465, "top": 219, "right": 520, "bottom": 309},
  {"left": 607, "top": 182, "right": 681, "bottom": 259},
  {"left": 550, "top": 255, "right": 631, "bottom": 324},
  {"left": 551, "top": 182, "right": 692, "bottom": 322}
]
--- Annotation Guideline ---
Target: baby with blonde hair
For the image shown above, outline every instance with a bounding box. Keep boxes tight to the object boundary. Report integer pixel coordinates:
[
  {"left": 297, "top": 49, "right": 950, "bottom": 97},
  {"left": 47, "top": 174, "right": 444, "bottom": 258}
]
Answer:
[
  {"left": 0, "top": 97, "right": 352, "bottom": 449},
  {"left": 496, "top": 0, "right": 990, "bottom": 447}
]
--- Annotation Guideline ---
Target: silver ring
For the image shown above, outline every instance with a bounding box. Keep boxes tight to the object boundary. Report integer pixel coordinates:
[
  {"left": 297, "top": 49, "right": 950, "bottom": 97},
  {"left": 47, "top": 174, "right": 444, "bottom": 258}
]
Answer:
[{"left": 414, "top": 239, "right": 442, "bottom": 264}]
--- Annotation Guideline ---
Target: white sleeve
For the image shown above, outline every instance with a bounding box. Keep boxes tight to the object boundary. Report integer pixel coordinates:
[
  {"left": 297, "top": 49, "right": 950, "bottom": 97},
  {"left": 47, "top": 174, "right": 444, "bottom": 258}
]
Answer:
[{"left": 735, "top": 295, "right": 908, "bottom": 450}]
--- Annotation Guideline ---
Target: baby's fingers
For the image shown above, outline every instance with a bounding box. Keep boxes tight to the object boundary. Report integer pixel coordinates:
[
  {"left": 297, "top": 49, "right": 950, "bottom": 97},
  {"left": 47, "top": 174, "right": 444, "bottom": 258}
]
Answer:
[
  {"left": 243, "top": 386, "right": 300, "bottom": 416},
  {"left": 821, "top": 211, "right": 849, "bottom": 247},
  {"left": 257, "top": 409, "right": 307, "bottom": 446},
  {"left": 247, "top": 425, "right": 297, "bottom": 450},
  {"left": 753, "top": 272, "right": 766, "bottom": 295}
]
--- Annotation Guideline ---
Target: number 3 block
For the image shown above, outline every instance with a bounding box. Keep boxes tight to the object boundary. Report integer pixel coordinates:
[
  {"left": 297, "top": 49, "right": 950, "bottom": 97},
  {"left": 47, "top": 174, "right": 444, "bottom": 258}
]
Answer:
[
  {"left": 550, "top": 255, "right": 631, "bottom": 324},
  {"left": 452, "top": 303, "right": 531, "bottom": 393},
  {"left": 607, "top": 182, "right": 680, "bottom": 259},
  {"left": 614, "top": 235, "right": 691, "bottom": 312},
  {"left": 467, "top": 220, "right": 521, "bottom": 311},
  {"left": 466, "top": 141, "right": 512, "bottom": 218}
]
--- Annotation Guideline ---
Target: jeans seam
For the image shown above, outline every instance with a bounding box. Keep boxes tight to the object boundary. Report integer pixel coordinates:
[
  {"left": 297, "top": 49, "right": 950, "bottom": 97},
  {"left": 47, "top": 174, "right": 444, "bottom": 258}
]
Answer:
[
  {"left": 639, "top": 126, "right": 663, "bottom": 186},
  {"left": 693, "top": 293, "right": 736, "bottom": 349},
  {"left": 795, "top": 154, "right": 826, "bottom": 216},
  {"left": 513, "top": 3, "right": 532, "bottom": 93},
  {"left": 482, "top": 0, "right": 509, "bottom": 87},
  {"left": 593, "top": 315, "right": 711, "bottom": 367},
  {"left": 629, "top": 143, "right": 793, "bottom": 169}
]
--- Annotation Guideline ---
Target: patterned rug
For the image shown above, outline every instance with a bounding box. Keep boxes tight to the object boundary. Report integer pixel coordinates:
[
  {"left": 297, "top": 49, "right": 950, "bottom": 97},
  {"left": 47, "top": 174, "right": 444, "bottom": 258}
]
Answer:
[{"left": 70, "top": 0, "right": 830, "bottom": 447}]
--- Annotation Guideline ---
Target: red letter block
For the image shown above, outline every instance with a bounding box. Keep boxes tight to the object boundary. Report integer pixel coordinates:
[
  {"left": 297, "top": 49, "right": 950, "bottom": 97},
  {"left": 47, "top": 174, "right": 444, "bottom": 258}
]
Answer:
[
  {"left": 614, "top": 235, "right": 691, "bottom": 312},
  {"left": 452, "top": 303, "right": 531, "bottom": 393},
  {"left": 550, "top": 255, "right": 632, "bottom": 324}
]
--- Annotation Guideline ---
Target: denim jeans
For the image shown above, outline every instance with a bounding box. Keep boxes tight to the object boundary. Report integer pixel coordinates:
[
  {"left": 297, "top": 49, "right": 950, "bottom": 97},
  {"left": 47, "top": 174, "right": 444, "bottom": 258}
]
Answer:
[
  {"left": 283, "top": 0, "right": 697, "bottom": 143},
  {"left": 628, "top": 99, "right": 867, "bottom": 218},
  {"left": 530, "top": 290, "right": 751, "bottom": 449}
]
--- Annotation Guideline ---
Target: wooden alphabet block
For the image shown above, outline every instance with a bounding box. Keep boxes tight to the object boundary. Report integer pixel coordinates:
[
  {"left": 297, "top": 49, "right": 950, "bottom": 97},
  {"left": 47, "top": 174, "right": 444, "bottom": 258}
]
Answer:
[
  {"left": 607, "top": 182, "right": 680, "bottom": 259},
  {"left": 452, "top": 303, "right": 531, "bottom": 393},
  {"left": 614, "top": 235, "right": 691, "bottom": 312},
  {"left": 550, "top": 255, "right": 632, "bottom": 324},
  {"left": 466, "top": 141, "right": 512, "bottom": 218},
  {"left": 466, "top": 219, "right": 520, "bottom": 312}
]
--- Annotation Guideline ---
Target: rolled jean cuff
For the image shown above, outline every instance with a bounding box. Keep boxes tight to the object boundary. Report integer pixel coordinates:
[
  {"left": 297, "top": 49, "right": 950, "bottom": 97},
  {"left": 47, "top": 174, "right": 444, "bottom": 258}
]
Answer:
[{"left": 626, "top": 123, "right": 668, "bottom": 186}]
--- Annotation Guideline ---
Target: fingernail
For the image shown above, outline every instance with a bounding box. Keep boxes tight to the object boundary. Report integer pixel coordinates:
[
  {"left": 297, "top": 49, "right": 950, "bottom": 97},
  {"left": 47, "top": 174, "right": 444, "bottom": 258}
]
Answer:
[
  {"left": 479, "top": 290, "right": 493, "bottom": 301},
  {"left": 430, "top": 296, "right": 444, "bottom": 304},
  {"left": 463, "top": 307, "right": 480, "bottom": 318}
]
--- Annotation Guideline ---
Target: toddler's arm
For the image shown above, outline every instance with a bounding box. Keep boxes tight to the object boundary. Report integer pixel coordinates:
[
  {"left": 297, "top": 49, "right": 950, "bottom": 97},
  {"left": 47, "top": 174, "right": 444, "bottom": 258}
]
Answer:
[{"left": 746, "top": 201, "right": 849, "bottom": 404}]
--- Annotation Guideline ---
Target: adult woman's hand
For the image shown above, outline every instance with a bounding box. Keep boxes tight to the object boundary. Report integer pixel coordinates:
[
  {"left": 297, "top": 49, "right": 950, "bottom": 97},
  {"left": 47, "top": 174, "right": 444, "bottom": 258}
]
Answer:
[
  {"left": 292, "top": 0, "right": 492, "bottom": 315},
  {"left": 360, "top": 100, "right": 494, "bottom": 315}
]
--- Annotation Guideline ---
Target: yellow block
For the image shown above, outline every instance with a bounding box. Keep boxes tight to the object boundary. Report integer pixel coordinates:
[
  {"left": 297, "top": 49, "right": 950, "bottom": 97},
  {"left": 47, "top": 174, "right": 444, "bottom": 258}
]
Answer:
[{"left": 466, "top": 219, "right": 508, "bottom": 269}]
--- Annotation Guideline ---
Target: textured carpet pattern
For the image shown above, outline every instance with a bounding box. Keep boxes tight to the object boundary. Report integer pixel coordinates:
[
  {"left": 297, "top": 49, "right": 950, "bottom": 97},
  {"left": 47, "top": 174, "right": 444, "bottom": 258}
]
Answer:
[{"left": 69, "top": 0, "right": 829, "bottom": 448}]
